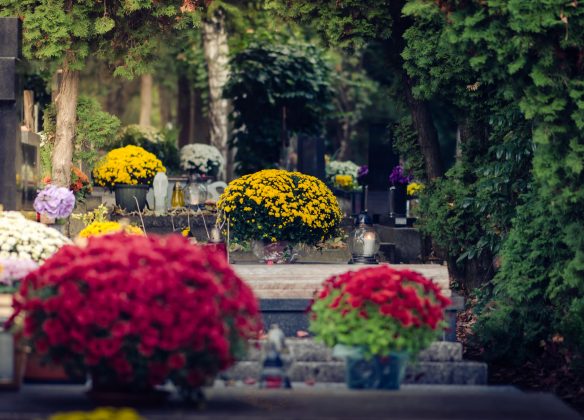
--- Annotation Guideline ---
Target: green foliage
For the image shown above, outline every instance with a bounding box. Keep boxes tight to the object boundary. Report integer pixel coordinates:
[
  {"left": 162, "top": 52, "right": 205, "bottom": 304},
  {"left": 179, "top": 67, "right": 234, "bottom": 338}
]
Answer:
[
  {"left": 403, "top": 0, "right": 584, "bottom": 366},
  {"left": 474, "top": 187, "right": 570, "bottom": 364},
  {"left": 267, "top": 0, "right": 393, "bottom": 48},
  {"left": 0, "top": 0, "right": 202, "bottom": 76},
  {"left": 224, "top": 41, "right": 333, "bottom": 174},
  {"left": 109, "top": 125, "right": 180, "bottom": 174},
  {"left": 392, "top": 116, "right": 425, "bottom": 180},
  {"left": 417, "top": 108, "right": 533, "bottom": 280},
  {"left": 43, "top": 96, "right": 121, "bottom": 170}
]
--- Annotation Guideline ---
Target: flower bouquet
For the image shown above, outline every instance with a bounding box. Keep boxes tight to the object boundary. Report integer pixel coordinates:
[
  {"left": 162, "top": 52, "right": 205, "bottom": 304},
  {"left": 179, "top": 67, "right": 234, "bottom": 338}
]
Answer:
[
  {"left": 217, "top": 169, "right": 341, "bottom": 262},
  {"left": 407, "top": 182, "right": 424, "bottom": 197},
  {"left": 180, "top": 144, "right": 224, "bottom": 178},
  {"left": 34, "top": 185, "right": 76, "bottom": 223},
  {"left": 357, "top": 165, "right": 369, "bottom": 186},
  {"left": 10, "top": 234, "right": 262, "bottom": 398},
  {"left": 0, "top": 212, "right": 71, "bottom": 263},
  {"left": 42, "top": 167, "right": 93, "bottom": 203},
  {"left": 325, "top": 160, "right": 360, "bottom": 191},
  {"left": 389, "top": 165, "right": 413, "bottom": 186},
  {"left": 309, "top": 265, "right": 450, "bottom": 389}
]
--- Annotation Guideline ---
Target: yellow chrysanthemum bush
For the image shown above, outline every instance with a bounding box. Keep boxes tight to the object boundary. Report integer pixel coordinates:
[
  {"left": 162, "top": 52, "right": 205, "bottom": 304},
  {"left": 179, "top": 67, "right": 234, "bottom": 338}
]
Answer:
[
  {"left": 92, "top": 145, "right": 165, "bottom": 189},
  {"left": 78, "top": 221, "right": 144, "bottom": 238},
  {"left": 217, "top": 169, "right": 342, "bottom": 245}
]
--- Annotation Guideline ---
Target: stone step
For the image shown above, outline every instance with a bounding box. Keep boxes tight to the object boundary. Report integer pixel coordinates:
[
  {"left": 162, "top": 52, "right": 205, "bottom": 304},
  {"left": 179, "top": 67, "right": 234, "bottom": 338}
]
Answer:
[
  {"left": 242, "top": 340, "right": 463, "bottom": 363},
  {"left": 233, "top": 263, "right": 451, "bottom": 299},
  {"left": 224, "top": 360, "right": 487, "bottom": 386}
]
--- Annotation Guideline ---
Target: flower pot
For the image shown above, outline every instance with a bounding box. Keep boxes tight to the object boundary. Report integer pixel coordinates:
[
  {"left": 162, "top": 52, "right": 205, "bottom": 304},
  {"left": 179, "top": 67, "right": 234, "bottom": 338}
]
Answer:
[
  {"left": 346, "top": 352, "right": 408, "bottom": 390},
  {"left": 114, "top": 184, "right": 149, "bottom": 212},
  {"left": 23, "top": 353, "right": 82, "bottom": 383},
  {"left": 252, "top": 240, "right": 300, "bottom": 264},
  {"left": 334, "top": 345, "right": 408, "bottom": 390}
]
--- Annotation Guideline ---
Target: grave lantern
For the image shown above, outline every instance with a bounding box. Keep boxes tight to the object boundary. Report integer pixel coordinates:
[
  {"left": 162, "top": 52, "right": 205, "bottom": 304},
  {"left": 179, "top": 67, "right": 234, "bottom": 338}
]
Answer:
[
  {"left": 348, "top": 212, "right": 380, "bottom": 265},
  {"left": 186, "top": 175, "right": 207, "bottom": 209}
]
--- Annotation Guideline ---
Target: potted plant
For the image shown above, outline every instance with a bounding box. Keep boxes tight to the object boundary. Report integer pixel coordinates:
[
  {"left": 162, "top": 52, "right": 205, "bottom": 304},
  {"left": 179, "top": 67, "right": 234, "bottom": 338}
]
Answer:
[
  {"left": 9, "top": 233, "right": 262, "bottom": 401},
  {"left": 92, "top": 145, "right": 165, "bottom": 212},
  {"left": 180, "top": 143, "right": 224, "bottom": 180},
  {"left": 309, "top": 265, "right": 451, "bottom": 390},
  {"left": 217, "top": 169, "right": 342, "bottom": 264}
]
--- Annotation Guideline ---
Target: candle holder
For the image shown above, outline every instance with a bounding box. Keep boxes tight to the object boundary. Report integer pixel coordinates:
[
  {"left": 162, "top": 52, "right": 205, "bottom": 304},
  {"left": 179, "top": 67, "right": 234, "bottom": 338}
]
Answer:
[{"left": 348, "top": 212, "right": 380, "bottom": 265}]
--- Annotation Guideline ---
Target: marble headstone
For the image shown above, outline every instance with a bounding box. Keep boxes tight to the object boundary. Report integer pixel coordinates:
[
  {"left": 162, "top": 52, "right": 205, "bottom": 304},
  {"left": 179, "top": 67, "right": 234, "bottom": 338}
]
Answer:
[{"left": 153, "top": 172, "right": 168, "bottom": 215}]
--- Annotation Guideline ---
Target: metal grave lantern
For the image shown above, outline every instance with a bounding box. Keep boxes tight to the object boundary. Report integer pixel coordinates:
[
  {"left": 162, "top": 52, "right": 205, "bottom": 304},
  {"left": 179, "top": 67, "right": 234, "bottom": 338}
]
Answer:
[{"left": 348, "top": 212, "right": 380, "bottom": 265}]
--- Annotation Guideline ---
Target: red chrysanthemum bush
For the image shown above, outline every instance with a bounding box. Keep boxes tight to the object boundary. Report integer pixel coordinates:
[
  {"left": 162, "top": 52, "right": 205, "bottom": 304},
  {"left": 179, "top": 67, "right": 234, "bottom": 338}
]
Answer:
[
  {"left": 11, "top": 234, "right": 261, "bottom": 394},
  {"left": 309, "top": 266, "right": 451, "bottom": 357}
]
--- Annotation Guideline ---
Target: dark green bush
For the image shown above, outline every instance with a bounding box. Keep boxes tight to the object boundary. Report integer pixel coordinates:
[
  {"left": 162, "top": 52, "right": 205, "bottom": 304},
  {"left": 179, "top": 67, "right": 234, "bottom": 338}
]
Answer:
[{"left": 109, "top": 125, "right": 180, "bottom": 174}]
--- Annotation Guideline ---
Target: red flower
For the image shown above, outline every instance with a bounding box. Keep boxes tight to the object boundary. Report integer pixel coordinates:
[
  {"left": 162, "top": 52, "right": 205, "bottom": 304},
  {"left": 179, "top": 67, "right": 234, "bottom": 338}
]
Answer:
[
  {"left": 310, "top": 265, "right": 451, "bottom": 351},
  {"left": 168, "top": 353, "right": 186, "bottom": 370},
  {"left": 12, "top": 233, "right": 262, "bottom": 393}
]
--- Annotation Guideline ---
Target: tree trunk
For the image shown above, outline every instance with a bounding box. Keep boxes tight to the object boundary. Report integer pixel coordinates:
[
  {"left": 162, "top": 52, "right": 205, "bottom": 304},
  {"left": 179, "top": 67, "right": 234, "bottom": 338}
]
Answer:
[
  {"left": 402, "top": 74, "right": 444, "bottom": 179},
  {"left": 203, "top": 10, "right": 230, "bottom": 178},
  {"left": 387, "top": 0, "right": 443, "bottom": 180},
  {"left": 338, "top": 117, "right": 352, "bottom": 161},
  {"left": 158, "top": 83, "right": 172, "bottom": 128},
  {"left": 52, "top": 67, "right": 79, "bottom": 187},
  {"left": 177, "top": 74, "right": 192, "bottom": 148},
  {"left": 139, "top": 74, "right": 153, "bottom": 127},
  {"left": 192, "top": 87, "right": 210, "bottom": 144}
]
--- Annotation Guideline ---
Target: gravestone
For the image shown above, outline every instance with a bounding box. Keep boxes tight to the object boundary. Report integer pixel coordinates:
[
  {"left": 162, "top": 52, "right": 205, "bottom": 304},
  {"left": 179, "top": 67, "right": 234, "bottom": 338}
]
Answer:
[
  {"left": 0, "top": 17, "right": 22, "bottom": 211},
  {"left": 297, "top": 134, "right": 325, "bottom": 180},
  {"left": 366, "top": 123, "right": 401, "bottom": 219}
]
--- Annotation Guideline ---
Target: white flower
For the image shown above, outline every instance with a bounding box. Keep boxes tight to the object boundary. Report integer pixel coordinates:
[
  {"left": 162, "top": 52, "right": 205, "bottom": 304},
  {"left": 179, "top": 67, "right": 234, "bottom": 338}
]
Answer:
[
  {"left": 325, "top": 160, "right": 360, "bottom": 183},
  {"left": 180, "top": 144, "right": 224, "bottom": 175},
  {"left": 0, "top": 211, "right": 71, "bottom": 263}
]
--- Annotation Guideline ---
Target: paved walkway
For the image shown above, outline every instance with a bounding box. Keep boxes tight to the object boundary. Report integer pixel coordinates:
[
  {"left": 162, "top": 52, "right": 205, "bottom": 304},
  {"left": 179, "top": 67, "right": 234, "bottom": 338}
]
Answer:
[{"left": 0, "top": 384, "right": 580, "bottom": 419}]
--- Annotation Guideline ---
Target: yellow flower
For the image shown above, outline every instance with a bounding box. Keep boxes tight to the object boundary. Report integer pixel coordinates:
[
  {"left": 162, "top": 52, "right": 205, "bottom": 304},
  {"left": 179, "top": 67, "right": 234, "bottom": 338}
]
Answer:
[
  {"left": 78, "top": 221, "right": 144, "bottom": 238},
  {"left": 216, "top": 169, "right": 341, "bottom": 244},
  {"left": 407, "top": 182, "right": 425, "bottom": 197},
  {"left": 92, "top": 145, "right": 165, "bottom": 189}
]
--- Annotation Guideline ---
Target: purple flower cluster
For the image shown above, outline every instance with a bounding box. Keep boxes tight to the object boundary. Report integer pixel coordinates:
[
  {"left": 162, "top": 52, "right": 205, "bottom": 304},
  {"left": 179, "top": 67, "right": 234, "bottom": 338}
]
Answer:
[
  {"left": 357, "top": 165, "right": 369, "bottom": 179},
  {"left": 34, "top": 184, "right": 76, "bottom": 219},
  {"left": 0, "top": 258, "right": 38, "bottom": 289},
  {"left": 389, "top": 165, "right": 413, "bottom": 185}
]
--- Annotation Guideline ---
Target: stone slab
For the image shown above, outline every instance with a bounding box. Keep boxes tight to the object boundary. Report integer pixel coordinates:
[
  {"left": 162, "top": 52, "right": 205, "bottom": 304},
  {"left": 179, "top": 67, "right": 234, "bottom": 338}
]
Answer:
[
  {"left": 226, "top": 359, "right": 486, "bottom": 386},
  {"left": 376, "top": 225, "right": 424, "bottom": 263},
  {"left": 239, "top": 340, "right": 462, "bottom": 363},
  {"left": 233, "top": 263, "right": 450, "bottom": 300},
  {"left": 1, "top": 384, "right": 581, "bottom": 419}
]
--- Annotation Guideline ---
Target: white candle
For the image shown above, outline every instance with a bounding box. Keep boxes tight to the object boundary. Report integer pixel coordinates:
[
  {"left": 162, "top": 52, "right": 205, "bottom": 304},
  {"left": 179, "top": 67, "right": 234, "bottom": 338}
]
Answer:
[{"left": 362, "top": 231, "right": 377, "bottom": 257}]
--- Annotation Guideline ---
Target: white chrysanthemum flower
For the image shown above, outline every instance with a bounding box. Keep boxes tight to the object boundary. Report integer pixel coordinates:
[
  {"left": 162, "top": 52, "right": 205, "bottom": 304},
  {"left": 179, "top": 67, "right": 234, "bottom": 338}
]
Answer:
[
  {"left": 180, "top": 144, "right": 224, "bottom": 175},
  {"left": 0, "top": 212, "right": 71, "bottom": 263}
]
